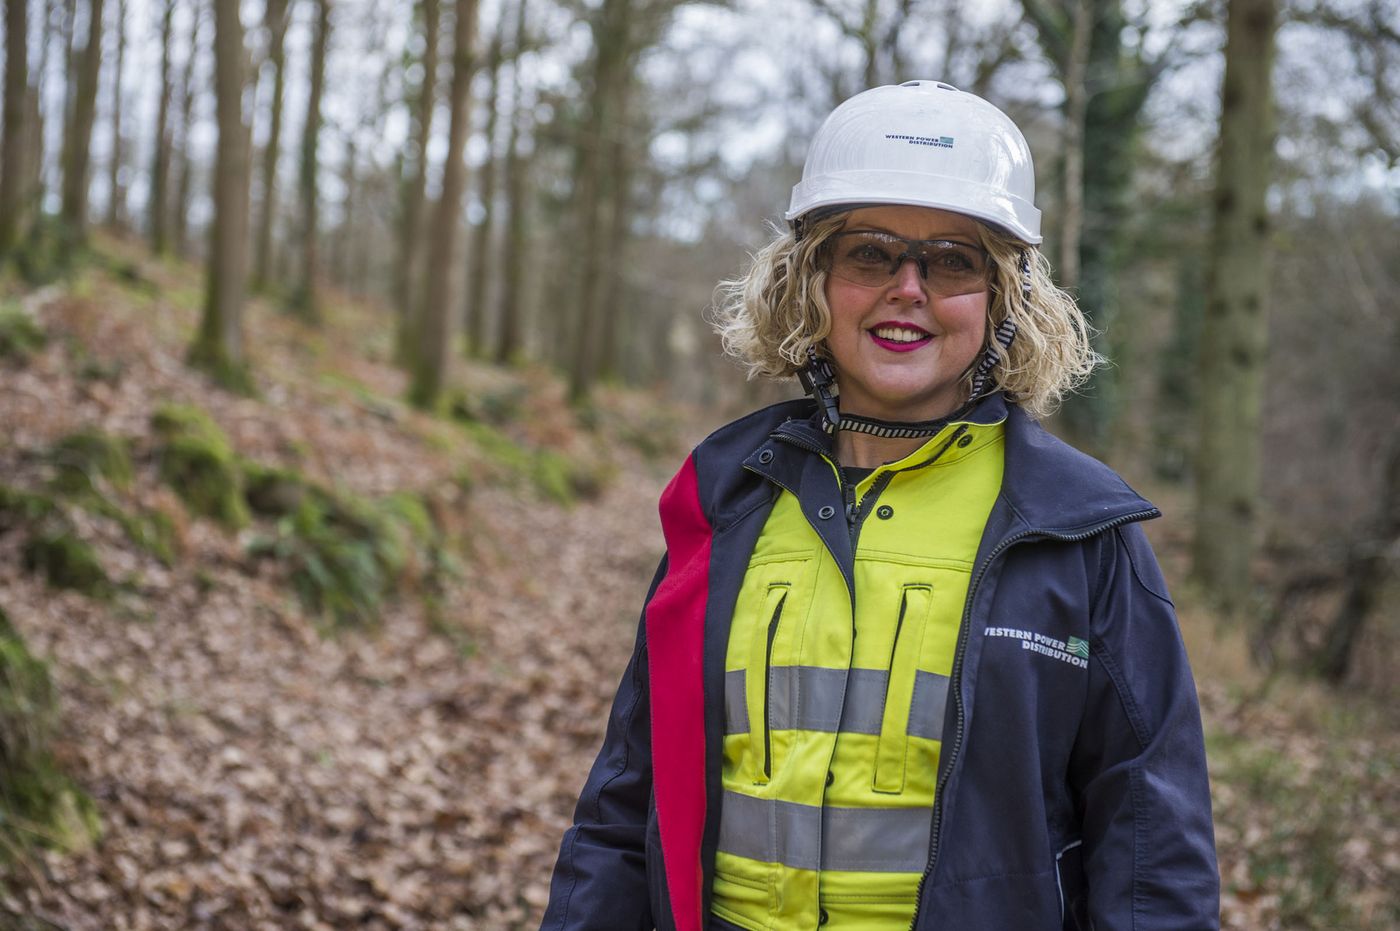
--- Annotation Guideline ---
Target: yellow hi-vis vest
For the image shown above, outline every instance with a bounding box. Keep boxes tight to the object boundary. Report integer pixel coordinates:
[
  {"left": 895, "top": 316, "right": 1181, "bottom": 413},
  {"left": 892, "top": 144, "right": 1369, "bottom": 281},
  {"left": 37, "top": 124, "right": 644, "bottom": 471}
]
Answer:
[{"left": 711, "top": 417, "right": 1005, "bottom": 931}]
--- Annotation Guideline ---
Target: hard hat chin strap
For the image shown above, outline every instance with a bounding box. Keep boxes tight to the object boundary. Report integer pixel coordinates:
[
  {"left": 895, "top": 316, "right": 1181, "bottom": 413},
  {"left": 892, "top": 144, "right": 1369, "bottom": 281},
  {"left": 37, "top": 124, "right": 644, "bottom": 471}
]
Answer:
[{"left": 799, "top": 249, "right": 1031, "bottom": 437}]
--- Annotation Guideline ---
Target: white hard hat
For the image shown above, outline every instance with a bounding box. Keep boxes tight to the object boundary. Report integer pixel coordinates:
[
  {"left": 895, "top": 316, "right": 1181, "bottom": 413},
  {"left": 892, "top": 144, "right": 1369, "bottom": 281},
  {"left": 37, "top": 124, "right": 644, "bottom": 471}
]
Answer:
[{"left": 787, "top": 81, "right": 1042, "bottom": 244}]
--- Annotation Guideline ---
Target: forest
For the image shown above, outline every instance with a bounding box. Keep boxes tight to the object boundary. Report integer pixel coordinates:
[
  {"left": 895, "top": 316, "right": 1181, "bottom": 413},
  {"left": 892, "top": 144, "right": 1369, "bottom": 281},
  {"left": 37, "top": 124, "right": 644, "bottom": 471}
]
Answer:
[{"left": 0, "top": 0, "right": 1397, "bottom": 926}]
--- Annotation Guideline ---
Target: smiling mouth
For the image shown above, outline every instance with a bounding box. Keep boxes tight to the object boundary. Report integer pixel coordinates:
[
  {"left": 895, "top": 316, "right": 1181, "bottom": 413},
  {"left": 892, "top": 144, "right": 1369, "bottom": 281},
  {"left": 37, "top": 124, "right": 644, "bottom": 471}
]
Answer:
[{"left": 869, "top": 323, "right": 933, "bottom": 350}]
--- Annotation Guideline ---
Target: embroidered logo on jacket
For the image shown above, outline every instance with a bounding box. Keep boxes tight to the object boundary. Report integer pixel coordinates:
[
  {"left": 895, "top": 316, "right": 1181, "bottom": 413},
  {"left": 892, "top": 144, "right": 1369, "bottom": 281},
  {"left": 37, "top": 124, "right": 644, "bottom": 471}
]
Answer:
[{"left": 984, "top": 627, "right": 1090, "bottom": 669}]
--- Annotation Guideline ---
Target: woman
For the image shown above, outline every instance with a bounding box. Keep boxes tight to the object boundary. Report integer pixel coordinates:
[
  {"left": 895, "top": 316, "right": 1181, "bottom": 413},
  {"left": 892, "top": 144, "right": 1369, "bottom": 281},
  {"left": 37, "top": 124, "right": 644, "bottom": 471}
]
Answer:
[{"left": 542, "top": 81, "right": 1219, "bottom": 931}]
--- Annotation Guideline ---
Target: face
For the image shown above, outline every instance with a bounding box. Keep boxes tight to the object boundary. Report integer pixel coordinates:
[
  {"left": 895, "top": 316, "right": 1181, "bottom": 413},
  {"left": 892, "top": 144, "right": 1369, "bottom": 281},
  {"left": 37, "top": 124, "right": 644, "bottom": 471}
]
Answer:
[{"left": 821, "top": 205, "right": 989, "bottom": 422}]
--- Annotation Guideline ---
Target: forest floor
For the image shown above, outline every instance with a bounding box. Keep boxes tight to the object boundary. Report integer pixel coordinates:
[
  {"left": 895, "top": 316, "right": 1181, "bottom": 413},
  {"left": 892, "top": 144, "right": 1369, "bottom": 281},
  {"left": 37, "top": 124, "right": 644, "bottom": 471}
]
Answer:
[{"left": 0, "top": 237, "right": 1396, "bottom": 930}]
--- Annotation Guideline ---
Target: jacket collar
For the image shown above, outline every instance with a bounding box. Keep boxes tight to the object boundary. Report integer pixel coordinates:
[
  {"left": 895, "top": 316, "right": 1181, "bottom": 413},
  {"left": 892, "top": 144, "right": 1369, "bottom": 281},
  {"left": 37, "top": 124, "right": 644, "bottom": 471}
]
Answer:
[{"left": 741, "top": 394, "right": 1158, "bottom": 537}]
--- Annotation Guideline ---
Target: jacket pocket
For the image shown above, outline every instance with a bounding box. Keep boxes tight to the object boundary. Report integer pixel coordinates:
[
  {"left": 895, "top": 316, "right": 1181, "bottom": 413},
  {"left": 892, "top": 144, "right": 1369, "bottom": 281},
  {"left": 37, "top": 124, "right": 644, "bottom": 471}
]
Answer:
[
  {"left": 873, "top": 583, "right": 932, "bottom": 794},
  {"left": 1055, "top": 838, "right": 1088, "bottom": 930},
  {"left": 745, "top": 583, "right": 789, "bottom": 785}
]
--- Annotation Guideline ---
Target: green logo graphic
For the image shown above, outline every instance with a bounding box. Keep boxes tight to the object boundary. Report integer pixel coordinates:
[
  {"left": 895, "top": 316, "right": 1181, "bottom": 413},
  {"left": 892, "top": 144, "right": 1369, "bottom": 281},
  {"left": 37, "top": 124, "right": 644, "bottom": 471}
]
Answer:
[{"left": 1066, "top": 636, "right": 1090, "bottom": 660}]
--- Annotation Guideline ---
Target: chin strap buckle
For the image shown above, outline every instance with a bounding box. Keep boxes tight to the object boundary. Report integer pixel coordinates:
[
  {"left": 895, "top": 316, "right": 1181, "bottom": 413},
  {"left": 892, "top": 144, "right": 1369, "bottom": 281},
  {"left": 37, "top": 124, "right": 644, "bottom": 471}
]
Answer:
[{"left": 797, "top": 349, "right": 841, "bottom": 430}]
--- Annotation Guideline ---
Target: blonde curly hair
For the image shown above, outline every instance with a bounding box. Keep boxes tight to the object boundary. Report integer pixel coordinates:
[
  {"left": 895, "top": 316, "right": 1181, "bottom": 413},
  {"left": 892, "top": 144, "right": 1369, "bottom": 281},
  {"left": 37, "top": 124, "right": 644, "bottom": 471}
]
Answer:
[{"left": 710, "top": 212, "right": 1099, "bottom": 419}]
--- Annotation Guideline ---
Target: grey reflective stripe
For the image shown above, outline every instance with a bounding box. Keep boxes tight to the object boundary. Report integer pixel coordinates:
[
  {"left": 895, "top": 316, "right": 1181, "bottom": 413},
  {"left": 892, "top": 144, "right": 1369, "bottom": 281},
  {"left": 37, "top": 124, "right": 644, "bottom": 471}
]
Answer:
[
  {"left": 907, "top": 670, "right": 949, "bottom": 741},
  {"left": 724, "top": 669, "right": 747, "bottom": 733},
  {"left": 724, "top": 666, "right": 949, "bottom": 741},
  {"left": 718, "top": 790, "right": 932, "bottom": 873}
]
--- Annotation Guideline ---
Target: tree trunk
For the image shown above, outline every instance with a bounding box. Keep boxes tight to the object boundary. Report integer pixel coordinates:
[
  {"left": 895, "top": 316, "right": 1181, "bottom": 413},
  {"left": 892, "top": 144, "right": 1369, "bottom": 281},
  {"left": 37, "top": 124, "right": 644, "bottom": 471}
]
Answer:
[
  {"left": 252, "top": 0, "right": 289, "bottom": 291},
  {"left": 0, "top": 0, "right": 30, "bottom": 257},
  {"left": 1057, "top": 0, "right": 1090, "bottom": 289},
  {"left": 567, "top": 0, "right": 631, "bottom": 402},
  {"left": 291, "top": 0, "right": 330, "bottom": 321},
  {"left": 104, "top": 0, "right": 126, "bottom": 228},
  {"left": 463, "top": 26, "right": 503, "bottom": 358},
  {"left": 1191, "top": 0, "right": 1278, "bottom": 615},
  {"left": 597, "top": 75, "right": 634, "bottom": 382},
  {"left": 191, "top": 0, "right": 252, "bottom": 389},
  {"left": 59, "top": 0, "right": 106, "bottom": 244},
  {"left": 171, "top": 4, "right": 202, "bottom": 257},
  {"left": 33, "top": 0, "right": 55, "bottom": 208},
  {"left": 345, "top": 52, "right": 395, "bottom": 296},
  {"left": 493, "top": 0, "right": 530, "bottom": 366},
  {"left": 336, "top": 131, "right": 357, "bottom": 289},
  {"left": 58, "top": 0, "right": 77, "bottom": 194},
  {"left": 148, "top": 0, "right": 175, "bottom": 254},
  {"left": 409, "top": 0, "right": 478, "bottom": 409},
  {"left": 394, "top": 0, "right": 441, "bottom": 367},
  {"left": 1318, "top": 437, "right": 1400, "bottom": 682}
]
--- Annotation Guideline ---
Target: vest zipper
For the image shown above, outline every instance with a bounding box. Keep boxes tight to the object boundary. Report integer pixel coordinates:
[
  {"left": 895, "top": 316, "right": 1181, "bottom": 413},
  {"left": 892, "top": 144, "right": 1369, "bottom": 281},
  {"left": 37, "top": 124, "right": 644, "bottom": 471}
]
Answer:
[
  {"left": 762, "top": 594, "right": 784, "bottom": 780},
  {"left": 906, "top": 509, "right": 1159, "bottom": 930}
]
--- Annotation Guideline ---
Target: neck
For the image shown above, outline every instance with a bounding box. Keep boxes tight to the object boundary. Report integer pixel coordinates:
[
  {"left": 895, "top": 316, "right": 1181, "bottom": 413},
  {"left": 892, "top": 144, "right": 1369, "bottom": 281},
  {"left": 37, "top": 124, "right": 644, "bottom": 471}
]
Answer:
[{"left": 834, "top": 430, "right": 926, "bottom": 469}]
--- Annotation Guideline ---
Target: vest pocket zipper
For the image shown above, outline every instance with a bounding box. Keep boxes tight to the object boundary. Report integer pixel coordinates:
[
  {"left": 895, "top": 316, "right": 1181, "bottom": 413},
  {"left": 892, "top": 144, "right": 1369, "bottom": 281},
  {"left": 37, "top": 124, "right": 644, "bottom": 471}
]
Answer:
[
  {"left": 874, "top": 584, "right": 933, "bottom": 794},
  {"left": 746, "top": 584, "right": 788, "bottom": 785}
]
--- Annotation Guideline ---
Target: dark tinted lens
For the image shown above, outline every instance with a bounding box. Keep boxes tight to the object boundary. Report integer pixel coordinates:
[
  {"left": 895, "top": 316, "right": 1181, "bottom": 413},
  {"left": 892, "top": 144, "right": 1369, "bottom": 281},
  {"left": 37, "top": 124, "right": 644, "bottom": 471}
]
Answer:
[
  {"left": 827, "top": 232, "right": 990, "bottom": 295},
  {"left": 831, "top": 233, "right": 901, "bottom": 284},
  {"left": 919, "top": 241, "right": 988, "bottom": 286}
]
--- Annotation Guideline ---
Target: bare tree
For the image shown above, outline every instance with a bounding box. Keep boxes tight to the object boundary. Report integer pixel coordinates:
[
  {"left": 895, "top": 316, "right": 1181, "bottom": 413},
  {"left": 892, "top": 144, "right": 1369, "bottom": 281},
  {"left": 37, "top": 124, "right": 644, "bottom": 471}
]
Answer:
[
  {"left": 394, "top": 0, "right": 441, "bottom": 365},
  {"left": 0, "top": 0, "right": 30, "bottom": 257},
  {"left": 494, "top": 0, "right": 530, "bottom": 365},
  {"left": 170, "top": 3, "right": 203, "bottom": 257},
  {"left": 463, "top": 24, "right": 503, "bottom": 358},
  {"left": 104, "top": 0, "right": 127, "bottom": 227},
  {"left": 1192, "top": 0, "right": 1279, "bottom": 614},
  {"left": 252, "top": 0, "right": 290, "bottom": 291},
  {"left": 191, "top": 0, "right": 252, "bottom": 389},
  {"left": 290, "top": 0, "right": 331, "bottom": 321},
  {"left": 335, "top": 10, "right": 396, "bottom": 294},
  {"left": 409, "top": 0, "right": 479, "bottom": 408},
  {"left": 148, "top": 0, "right": 176, "bottom": 254},
  {"left": 59, "top": 0, "right": 106, "bottom": 243},
  {"left": 1056, "top": 0, "right": 1090, "bottom": 289}
]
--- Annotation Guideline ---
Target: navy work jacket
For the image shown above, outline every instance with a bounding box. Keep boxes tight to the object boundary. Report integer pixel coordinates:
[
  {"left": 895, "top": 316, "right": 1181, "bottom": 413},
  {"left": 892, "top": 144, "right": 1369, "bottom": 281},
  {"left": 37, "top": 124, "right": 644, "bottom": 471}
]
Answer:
[{"left": 541, "top": 395, "right": 1220, "bottom": 931}]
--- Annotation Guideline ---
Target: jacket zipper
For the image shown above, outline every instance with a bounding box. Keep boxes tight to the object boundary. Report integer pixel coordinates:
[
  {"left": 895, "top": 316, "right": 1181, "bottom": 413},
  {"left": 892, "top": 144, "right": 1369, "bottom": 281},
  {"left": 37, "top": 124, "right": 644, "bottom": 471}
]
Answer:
[{"left": 906, "top": 509, "right": 1159, "bottom": 930}]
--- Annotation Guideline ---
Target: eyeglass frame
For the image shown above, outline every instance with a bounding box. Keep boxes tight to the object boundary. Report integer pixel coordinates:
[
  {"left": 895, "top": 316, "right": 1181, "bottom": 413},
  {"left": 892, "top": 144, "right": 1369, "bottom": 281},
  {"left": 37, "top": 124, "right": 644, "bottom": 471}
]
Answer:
[{"left": 821, "top": 229, "right": 993, "bottom": 295}]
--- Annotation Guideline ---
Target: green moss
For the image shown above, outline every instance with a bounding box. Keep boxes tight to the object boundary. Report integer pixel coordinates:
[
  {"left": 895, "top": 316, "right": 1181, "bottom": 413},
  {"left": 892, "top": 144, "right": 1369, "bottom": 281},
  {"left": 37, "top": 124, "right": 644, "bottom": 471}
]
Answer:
[
  {"left": 0, "top": 485, "right": 57, "bottom": 533},
  {"left": 47, "top": 428, "right": 134, "bottom": 496},
  {"left": 242, "top": 461, "right": 310, "bottom": 517},
  {"left": 379, "top": 490, "right": 434, "bottom": 542},
  {"left": 447, "top": 386, "right": 526, "bottom": 426},
  {"left": 11, "top": 216, "right": 79, "bottom": 285},
  {"left": 158, "top": 436, "right": 249, "bottom": 529},
  {"left": 459, "top": 421, "right": 609, "bottom": 506},
  {"left": 533, "top": 451, "right": 577, "bottom": 506},
  {"left": 111, "top": 507, "right": 178, "bottom": 566},
  {"left": 246, "top": 485, "right": 441, "bottom": 631},
  {"left": 0, "top": 304, "right": 47, "bottom": 364},
  {"left": 20, "top": 526, "right": 110, "bottom": 597},
  {"left": 152, "top": 406, "right": 249, "bottom": 529},
  {"left": 460, "top": 421, "right": 532, "bottom": 472},
  {"left": 0, "top": 607, "right": 101, "bottom": 863},
  {"left": 151, "top": 404, "right": 228, "bottom": 447},
  {"left": 186, "top": 338, "right": 256, "bottom": 396}
]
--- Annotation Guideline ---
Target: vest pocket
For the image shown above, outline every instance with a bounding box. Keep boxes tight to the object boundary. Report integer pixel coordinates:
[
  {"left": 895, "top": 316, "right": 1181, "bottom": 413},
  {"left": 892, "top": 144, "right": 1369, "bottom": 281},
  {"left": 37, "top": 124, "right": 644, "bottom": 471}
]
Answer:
[
  {"left": 873, "top": 583, "right": 933, "bottom": 794},
  {"left": 745, "top": 583, "right": 789, "bottom": 785}
]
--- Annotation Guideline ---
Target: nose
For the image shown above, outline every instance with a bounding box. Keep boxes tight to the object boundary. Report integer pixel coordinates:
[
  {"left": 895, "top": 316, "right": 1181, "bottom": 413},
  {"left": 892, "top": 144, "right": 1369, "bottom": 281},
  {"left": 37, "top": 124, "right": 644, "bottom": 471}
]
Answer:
[{"left": 887, "top": 257, "right": 928, "bottom": 301}]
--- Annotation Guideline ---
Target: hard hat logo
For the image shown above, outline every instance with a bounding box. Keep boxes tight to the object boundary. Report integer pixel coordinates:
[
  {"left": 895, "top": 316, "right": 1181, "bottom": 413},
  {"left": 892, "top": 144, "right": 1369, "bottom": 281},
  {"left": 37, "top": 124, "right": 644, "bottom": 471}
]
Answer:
[
  {"left": 884, "top": 133, "right": 956, "bottom": 149},
  {"left": 788, "top": 81, "right": 1043, "bottom": 245}
]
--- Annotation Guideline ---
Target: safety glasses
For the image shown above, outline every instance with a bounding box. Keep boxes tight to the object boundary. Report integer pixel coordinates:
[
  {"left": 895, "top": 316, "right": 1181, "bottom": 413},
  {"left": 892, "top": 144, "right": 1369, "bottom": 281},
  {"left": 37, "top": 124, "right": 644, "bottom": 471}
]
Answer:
[{"left": 825, "top": 230, "right": 991, "bottom": 296}]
